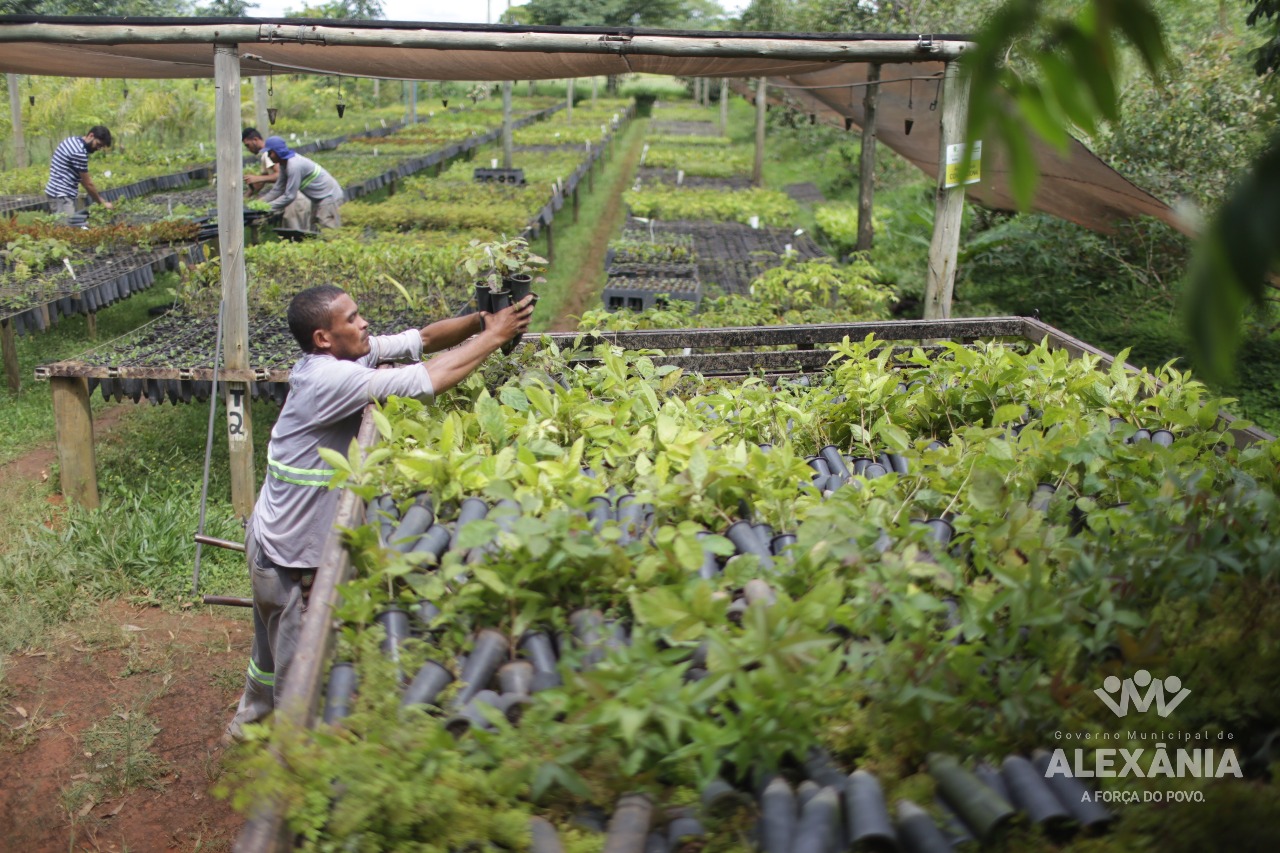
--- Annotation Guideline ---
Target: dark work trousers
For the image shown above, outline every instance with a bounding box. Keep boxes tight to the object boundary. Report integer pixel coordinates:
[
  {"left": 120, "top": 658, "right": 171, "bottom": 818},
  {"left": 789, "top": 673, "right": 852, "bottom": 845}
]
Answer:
[{"left": 225, "top": 528, "right": 314, "bottom": 738}]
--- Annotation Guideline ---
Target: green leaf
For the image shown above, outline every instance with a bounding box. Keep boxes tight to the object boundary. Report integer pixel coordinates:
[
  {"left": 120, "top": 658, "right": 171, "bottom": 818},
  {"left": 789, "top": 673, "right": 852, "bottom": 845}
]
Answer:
[{"left": 499, "top": 387, "right": 530, "bottom": 412}]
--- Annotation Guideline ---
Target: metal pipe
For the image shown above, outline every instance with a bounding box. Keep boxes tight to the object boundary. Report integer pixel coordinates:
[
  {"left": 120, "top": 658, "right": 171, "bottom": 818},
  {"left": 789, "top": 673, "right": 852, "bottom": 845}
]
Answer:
[
  {"left": 195, "top": 533, "right": 246, "bottom": 552},
  {"left": 203, "top": 595, "right": 253, "bottom": 607}
]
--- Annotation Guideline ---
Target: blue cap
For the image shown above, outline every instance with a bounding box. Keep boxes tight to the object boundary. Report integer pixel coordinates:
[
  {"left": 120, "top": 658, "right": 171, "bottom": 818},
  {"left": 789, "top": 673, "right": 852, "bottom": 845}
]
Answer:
[{"left": 264, "top": 135, "right": 295, "bottom": 160}]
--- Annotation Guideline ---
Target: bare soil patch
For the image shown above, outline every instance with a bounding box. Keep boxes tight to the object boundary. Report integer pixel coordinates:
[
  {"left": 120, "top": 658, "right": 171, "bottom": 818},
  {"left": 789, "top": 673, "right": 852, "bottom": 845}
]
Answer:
[{"left": 0, "top": 601, "right": 251, "bottom": 851}]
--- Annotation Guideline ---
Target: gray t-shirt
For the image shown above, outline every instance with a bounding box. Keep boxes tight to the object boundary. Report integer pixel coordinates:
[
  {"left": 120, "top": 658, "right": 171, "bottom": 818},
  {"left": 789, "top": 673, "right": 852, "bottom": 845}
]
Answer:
[
  {"left": 249, "top": 329, "right": 434, "bottom": 568},
  {"left": 258, "top": 152, "right": 345, "bottom": 213}
]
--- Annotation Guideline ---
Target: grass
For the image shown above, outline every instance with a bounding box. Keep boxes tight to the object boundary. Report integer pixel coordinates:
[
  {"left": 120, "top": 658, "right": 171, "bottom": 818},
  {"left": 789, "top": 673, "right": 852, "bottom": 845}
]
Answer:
[
  {"left": 62, "top": 701, "right": 170, "bottom": 825},
  {"left": 528, "top": 119, "right": 648, "bottom": 331},
  {"left": 0, "top": 278, "right": 181, "bottom": 466}
]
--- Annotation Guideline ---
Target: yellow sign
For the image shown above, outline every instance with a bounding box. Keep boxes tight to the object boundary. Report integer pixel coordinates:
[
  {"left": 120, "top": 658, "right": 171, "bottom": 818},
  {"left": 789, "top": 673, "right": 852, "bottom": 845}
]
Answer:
[{"left": 944, "top": 141, "right": 982, "bottom": 188}]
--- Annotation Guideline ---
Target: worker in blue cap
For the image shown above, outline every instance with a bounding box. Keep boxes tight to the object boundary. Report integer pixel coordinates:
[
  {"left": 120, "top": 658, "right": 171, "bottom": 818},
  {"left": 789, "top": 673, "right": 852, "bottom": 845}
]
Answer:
[{"left": 258, "top": 135, "right": 345, "bottom": 231}]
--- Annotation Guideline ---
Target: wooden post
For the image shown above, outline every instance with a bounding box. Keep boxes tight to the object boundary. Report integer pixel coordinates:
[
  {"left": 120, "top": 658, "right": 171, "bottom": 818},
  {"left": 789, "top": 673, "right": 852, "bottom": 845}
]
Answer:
[
  {"left": 1, "top": 317, "right": 19, "bottom": 394},
  {"left": 572, "top": 187, "right": 579, "bottom": 224},
  {"left": 545, "top": 222, "right": 554, "bottom": 263},
  {"left": 923, "top": 61, "right": 971, "bottom": 320},
  {"left": 86, "top": 311, "right": 97, "bottom": 339},
  {"left": 215, "top": 45, "right": 256, "bottom": 519},
  {"left": 252, "top": 74, "right": 270, "bottom": 133},
  {"left": 856, "top": 63, "right": 880, "bottom": 254},
  {"left": 566, "top": 78, "right": 574, "bottom": 121},
  {"left": 701, "top": 77, "right": 710, "bottom": 107},
  {"left": 7, "top": 73, "right": 27, "bottom": 169},
  {"left": 753, "top": 77, "right": 766, "bottom": 187},
  {"left": 502, "top": 80, "right": 513, "bottom": 169},
  {"left": 588, "top": 159, "right": 594, "bottom": 192},
  {"left": 52, "top": 377, "right": 99, "bottom": 509},
  {"left": 591, "top": 76, "right": 597, "bottom": 108},
  {"left": 408, "top": 80, "right": 417, "bottom": 123},
  {"left": 719, "top": 78, "right": 728, "bottom": 136}
]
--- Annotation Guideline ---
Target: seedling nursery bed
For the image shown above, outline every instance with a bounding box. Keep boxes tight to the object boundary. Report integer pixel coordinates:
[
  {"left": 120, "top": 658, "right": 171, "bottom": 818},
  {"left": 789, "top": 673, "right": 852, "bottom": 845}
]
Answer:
[{"left": 232, "top": 316, "right": 1276, "bottom": 852}]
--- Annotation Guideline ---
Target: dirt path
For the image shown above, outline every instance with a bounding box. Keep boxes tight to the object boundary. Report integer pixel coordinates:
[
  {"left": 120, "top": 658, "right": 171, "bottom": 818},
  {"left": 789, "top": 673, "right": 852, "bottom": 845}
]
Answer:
[
  {"left": 549, "top": 124, "right": 648, "bottom": 332},
  {"left": 0, "top": 601, "right": 250, "bottom": 851},
  {"left": 0, "top": 401, "right": 139, "bottom": 495}
]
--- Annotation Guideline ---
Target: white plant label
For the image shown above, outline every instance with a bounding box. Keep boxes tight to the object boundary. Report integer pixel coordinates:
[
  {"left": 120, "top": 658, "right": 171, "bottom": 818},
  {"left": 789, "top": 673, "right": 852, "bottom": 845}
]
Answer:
[
  {"left": 492, "top": 158, "right": 499, "bottom": 169},
  {"left": 944, "top": 141, "right": 982, "bottom": 188},
  {"left": 749, "top": 215, "right": 760, "bottom": 230},
  {"left": 226, "top": 386, "right": 248, "bottom": 446}
]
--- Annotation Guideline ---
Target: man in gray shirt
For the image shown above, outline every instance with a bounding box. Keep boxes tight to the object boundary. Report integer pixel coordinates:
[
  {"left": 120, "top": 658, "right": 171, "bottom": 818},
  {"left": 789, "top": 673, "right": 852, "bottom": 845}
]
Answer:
[
  {"left": 258, "top": 135, "right": 345, "bottom": 231},
  {"left": 224, "top": 284, "right": 532, "bottom": 742}
]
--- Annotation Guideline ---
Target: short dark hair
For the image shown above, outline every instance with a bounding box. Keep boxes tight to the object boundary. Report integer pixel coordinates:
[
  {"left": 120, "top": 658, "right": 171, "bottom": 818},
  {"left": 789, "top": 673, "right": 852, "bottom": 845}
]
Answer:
[
  {"left": 87, "top": 125, "right": 112, "bottom": 147},
  {"left": 242, "top": 127, "right": 262, "bottom": 142},
  {"left": 288, "top": 285, "right": 347, "bottom": 353}
]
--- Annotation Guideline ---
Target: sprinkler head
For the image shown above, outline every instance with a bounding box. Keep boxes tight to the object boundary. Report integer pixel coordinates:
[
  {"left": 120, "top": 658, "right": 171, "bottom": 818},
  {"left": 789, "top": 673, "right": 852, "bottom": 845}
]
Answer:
[{"left": 267, "top": 107, "right": 278, "bottom": 125}]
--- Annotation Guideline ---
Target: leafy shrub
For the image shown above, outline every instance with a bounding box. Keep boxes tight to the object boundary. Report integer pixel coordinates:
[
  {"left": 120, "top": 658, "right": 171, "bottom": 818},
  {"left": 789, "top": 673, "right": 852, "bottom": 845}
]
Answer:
[{"left": 623, "top": 186, "right": 799, "bottom": 226}]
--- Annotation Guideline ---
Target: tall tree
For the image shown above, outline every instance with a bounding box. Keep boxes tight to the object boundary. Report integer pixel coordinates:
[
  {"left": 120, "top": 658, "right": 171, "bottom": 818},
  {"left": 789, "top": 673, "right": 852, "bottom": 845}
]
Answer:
[
  {"left": 284, "top": 0, "right": 384, "bottom": 18},
  {"left": 521, "top": 0, "right": 688, "bottom": 27}
]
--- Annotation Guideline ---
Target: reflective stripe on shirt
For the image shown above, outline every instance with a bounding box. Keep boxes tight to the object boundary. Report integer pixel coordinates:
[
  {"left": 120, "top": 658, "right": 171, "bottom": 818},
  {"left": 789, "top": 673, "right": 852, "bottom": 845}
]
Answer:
[{"left": 267, "top": 455, "right": 334, "bottom": 487}]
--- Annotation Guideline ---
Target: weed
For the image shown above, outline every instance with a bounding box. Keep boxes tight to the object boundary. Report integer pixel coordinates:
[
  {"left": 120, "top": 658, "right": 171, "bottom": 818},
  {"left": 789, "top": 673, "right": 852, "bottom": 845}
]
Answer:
[{"left": 75, "top": 705, "right": 170, "bottom": 800}]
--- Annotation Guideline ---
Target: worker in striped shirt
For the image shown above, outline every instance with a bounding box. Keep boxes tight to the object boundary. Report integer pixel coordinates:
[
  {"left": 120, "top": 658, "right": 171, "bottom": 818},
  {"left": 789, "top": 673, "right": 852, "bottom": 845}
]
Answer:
[
  {"left": 44, "top": 125, "right": 114, "bottom": 219},
  {"left": 258, "top": 135, "right": 345, "bottom": 231}
]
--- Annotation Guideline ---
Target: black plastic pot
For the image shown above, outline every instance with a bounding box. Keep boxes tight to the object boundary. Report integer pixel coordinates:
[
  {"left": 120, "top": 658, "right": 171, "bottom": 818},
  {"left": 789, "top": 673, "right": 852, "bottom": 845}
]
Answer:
[
  {"left": 803, "top": 747, "right": 845, "bottom": 788},
  {"left": 887, "top": 453, "right": 910, "bottom": 475},
  {"left": 530, "top": 816, "right": 565, "bottom": 853},
  {"left": 495, "top": 691, "right": 532, "bottom": 724},
  {"left": 1151, "top": 428, "right": 1175, "bottom": 447},
  {"left": 1129, "top": 428, "right": 1151, "bottom": 444},
  {"left": 1001, "top": 755, "right": 1071, "bottom": 828},
  {"left": 770, "top": 533, "right": 797, "bottom": 557},
  {"left": 852, "top": 457, "right": 872, "bottom": 477},
  {"left": 807, "top": 456, "right": 831, "bottom": 479},
  {"left": 796, "top": 780, "right": 821, "bottom": 808},
  {"left": 864, "top": 463, "right": 888, "bottom": 479},
  {"left": 414, "top": 599, "right": 441, "bottom": 629},
  {"left": 844, "top": 770, "right": 895, "bottom": 850},
  {"left": 725, "top": 520, "right": 774, "bottom": 570},
  {"left": 1031, "top": 749, "right": 1113, "bottom": 829},
  {"left": 667, "top": 816, "right": 705, "bottom": 846},
  {"left": 701, "top": 777, "right": 748, "bottom": 817},
  {"left": 726, "top": 597, "right": 749, "bottom": 624},
  {"left": 322, "top": 661, "right": 357, "bottom": 724},
  {"left": 519, "top": 631, "right": 560, "bottom": 680},
  {"left": 696, "top": 531, "right": 721, "bottom": 580},
  {"left": 451, "top": 497, "right": 490, "bottom": 549},
  {"left": 791, "top": 786, "right": 839, "bottom": 853},
  {"left": 604, "top": 793, "right": 653, "bottom": 853},
  {"left": 401, "top": 659, "right": 454, "bottom": 708},
  {"left": 743, "top": 579, "right": 776, "bottom": 607},
  {"left": 617, "top": 494, "right": 652, "bottom": 544},
  {"left": 412, "top": 523, "right": 452, "bottom": 560},
  {"left": 819, "top": 445, "right": 851, "bottom": 479},
  {"left": 644, "top": 830, "right": 670, "bottom": 853},
  {"left": 445, "top": 688, "right": 503, "bottom": 736},
  {"left": 895, "top": 800, "right": 951, "bottom": 853},
  {"left": 1029, "top": 482, "right": 1056, "bottom": 513},
  {"left": 928, "top": 753, "right": 1016, "bottom": 841},
  {"left": 498, "top": 659, "right": 534, "bottom": 695},
  {"left": 474, "top": 283, "right": 494, "bottom": 314},
  {"left": 456, "top": 628, "right": 510, "bottom": 705},
  {"left": 570, "top": 609, "right": 606, "bottom": 667},
  {"left": 366, "top": 493, "right": 396, "bottom": 531},
  {"left": 925, "top": 517, "right": 955, "bottom": 546},
  {"left": 376, "top": 607, "right": 410, "bottom": 664},
  {"left": 505, "top": 273, "right": 534, "bottom": 302},
  {"left": 759, "top": 779, "right": 797, "bottom": 853},
  {"left": 588, "top": 495, "right": 615, "bottom": 533},
  {"left": 391, "top": 494, "right": 435, "bottom": 552}
]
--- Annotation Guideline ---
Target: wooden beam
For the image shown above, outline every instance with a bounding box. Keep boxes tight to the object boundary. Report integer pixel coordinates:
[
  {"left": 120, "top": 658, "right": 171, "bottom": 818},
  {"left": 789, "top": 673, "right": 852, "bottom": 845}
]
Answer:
[
  {"left": 501, "top": 80, "right": 513, "bottom": 169},
  {"left": 923, "top": 61, "right": 970, "bottom": 319},
  {"left": 753, "top": 77, "right": 766, "bottom": 187},
  {"left": 1, "top": 317, "right": 20, "bottom": 394},
  {"left": 51, "top": 377, "right": 99, "bottom": 509},
  {"left": 0, "top": 23, "right": 974, "bottom": 63},
  {"left": 215, "top": 45, "right": 256, "bottom": 520},
  {"left": 6, "top": 73, "right": 27, "bottom": 169},
  {"left": 856, "top": 63, "right": 880, "bottom": 254}
]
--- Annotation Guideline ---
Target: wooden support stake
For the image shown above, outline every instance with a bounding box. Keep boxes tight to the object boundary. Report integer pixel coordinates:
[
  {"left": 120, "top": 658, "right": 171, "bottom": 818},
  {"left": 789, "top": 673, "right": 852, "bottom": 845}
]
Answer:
[
  {"left": 407, "top": 79, "right": 417, "bottom": 123},
  {"left": 588, "top": 160, "right": 594, "bottom": 192},
  {"left": 591, "top": 76, "right": 598, "bottom": 108},
  {"left": 7, "top": 73, "right": 27, "bottom": 170},
  {"left": 215, "top": 45, "right": 256, "bottom": 519},
  {"left": 252, "top": 74, "right": 270, "bottom": 134},
  {"left": 566, "top": 78, "right": 574, "bottom": 121},
  {"left": 51, "top": 377, "right": 99, "bottom": 509},
  {"left": 753, "top": 77, "right": 766, "bottom": 187},
  {"left": 923, "top": 61, "right": 971, "bottom": 320},
  {"left": 502, "top": 80, "right": 513, "bottom": 170},
  {"left": 86, "top": 310, "right": 97, "bottom": 340},
  {"left": 572, "top": 187, "right": 579, "bottom": 223},
  {"left": 1, "top": 317, "right": 19, "bottom": 394},
  {"left": 720, "top": 78, "right": 728, "bottom": 136},
  {"left": 856, "top": 63, "right": 880, "bottom": 254}
]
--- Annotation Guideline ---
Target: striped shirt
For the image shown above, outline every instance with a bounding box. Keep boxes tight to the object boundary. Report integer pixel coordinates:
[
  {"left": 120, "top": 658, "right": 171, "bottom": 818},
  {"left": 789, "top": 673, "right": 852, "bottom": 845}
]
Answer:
[{"left": 45, "top": 136, "right": 91, "bottom": 199}]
